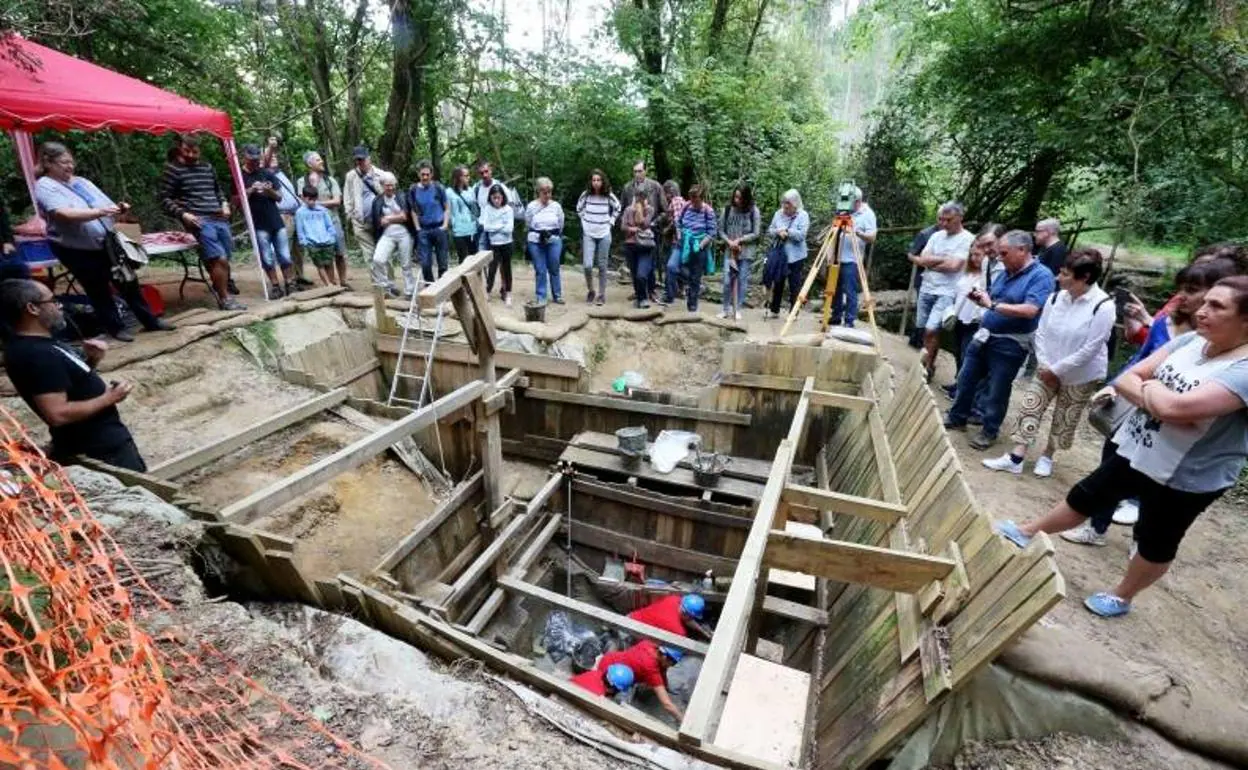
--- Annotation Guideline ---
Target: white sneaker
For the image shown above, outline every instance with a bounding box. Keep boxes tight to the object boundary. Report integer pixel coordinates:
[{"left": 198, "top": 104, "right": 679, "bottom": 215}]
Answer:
[
  {"left": 982, "top": 454, "right": 1023, "bottom": 474},
  {"left": 1060, "top": 522, "right": 1107, "bottom": 547},
  {"left": 1112, "top": 500, "right": 1140, "bottom": 525},
  {"left": 1128, "top": 540, "right": 1139, "bottom": 560},
  {"left": 1034, "top": 456, "right": 1054, "bottom": 477},
  {"left": 716, "top": 311, "right": 730, "bottom": 319},
  {"left": 505, "top": 294, "right": 513, "bottom": 307},
  {"left": 734, "top": 311, "right": 743, "bottom": 321}
]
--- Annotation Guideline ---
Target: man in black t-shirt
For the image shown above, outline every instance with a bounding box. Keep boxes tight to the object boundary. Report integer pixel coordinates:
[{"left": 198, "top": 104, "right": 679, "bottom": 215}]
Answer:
[
  {"left": 242, "top": 143, "right": 295, "bottom": 298},
  {"left": 1, "top": 279, "right": 144, "bottom": 470},
  {"left": 907, "top": 223, "right": 939, "bottom": 348},
  {"left": 1033, "top": 218, "right": 1067, "bottom": 274}
]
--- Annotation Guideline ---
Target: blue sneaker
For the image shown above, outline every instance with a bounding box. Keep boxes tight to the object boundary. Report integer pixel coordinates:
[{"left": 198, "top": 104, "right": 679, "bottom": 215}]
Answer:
[
  {"left": 995, "top": 520, "right": 1032, "bottom": 549},
  {"left": 1084, "top": 592, "right": 1131, "bottom": 618}
]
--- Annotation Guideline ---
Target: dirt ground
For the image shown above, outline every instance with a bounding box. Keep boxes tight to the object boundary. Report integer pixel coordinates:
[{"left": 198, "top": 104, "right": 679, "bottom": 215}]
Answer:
[
  {"left": 568, "top": 317, "right": 744, "bottom": 392},
  {"left": 939, "top": 731, "right": 1230, "bottom": 770},
  {"left": 875, "top": 331, "right": 1248, "bottom": 767}
]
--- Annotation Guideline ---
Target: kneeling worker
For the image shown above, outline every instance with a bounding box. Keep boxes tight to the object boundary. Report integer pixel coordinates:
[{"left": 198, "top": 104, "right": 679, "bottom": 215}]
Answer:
[
  {"left": 600, "top": 641, "right": 685, "bottom": 721},
  {"left": 628, "top": 593, "right": 713, "bottom": 640},
  {"left": 572, "top": 662, "right": 635, "bottom": 699},
  {"left": 1, "top": 279, "right": 145, "bottom": 470}
]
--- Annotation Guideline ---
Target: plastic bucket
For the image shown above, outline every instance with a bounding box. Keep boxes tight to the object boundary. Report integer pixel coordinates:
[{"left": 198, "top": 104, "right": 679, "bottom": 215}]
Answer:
[
  {"left": 524, "top": 301, "right": 547, "bottom": 323},
  {"left": 615, "top": 427, "right": 648, "bottom": 453}
]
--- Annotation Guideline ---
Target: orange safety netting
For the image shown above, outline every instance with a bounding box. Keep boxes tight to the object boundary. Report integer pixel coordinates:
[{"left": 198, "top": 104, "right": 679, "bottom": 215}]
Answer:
[{"left": 0, "top": 407, "right": 392, "bottom": 769}]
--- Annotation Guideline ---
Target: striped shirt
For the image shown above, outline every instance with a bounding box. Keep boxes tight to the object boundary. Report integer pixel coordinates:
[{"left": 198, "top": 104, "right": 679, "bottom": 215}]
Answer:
[
  {"left": 678, "top": 202, "right": 718, "bottom": 239},
  {"left": 575, "top": 192, "right": 621, "bottom": 239},
  {"left": 160, "top": 161, "right": 226, "bottom": 219}
]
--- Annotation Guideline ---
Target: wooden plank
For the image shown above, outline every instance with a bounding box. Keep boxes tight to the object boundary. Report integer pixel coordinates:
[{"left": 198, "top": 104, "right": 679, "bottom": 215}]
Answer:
[
  {"left": 313, "top": 578, "right": 344, "bottom": 611},
  {"left": 463, "top": 272, "right": 497, "bottom": 352},
  {"left": 527, "top": 470, "right": 565, "bottom": 515},
  {"left": 680, "top": 440, "right": 795, "bottom": 747},
  {"left": 149, "top": 389, "right": 350, "bottom": 479},
  {"left": 932, "top": 541, "right": 971, "bottom": 624},
  {"left": 220, "top": 380, "right": 485, "bottom": 523},
  {"left": 571, "top": 479, "right": 750, "bottom": 530},
  {"left": 919, "top": 622, "right": 951, "bottom": 702},
  {"left": 496, "top": 576, "right": 708, "bottom": 655},
  {"left": 377, "top": 334, "right": 582, "bottom": 379},
  {"left": 417, "top": 250, "right": 493, "bottom": 308},
  {"left": 808, "top": 389, "right": 874, "bottom": 411},
  {"left": 527, "top": 387, "right": 752, "bottom": 426},
  {"left": 761, "top": 595, "right": 827, "bottom": 627},
  {"left": 373, "top": 471, "right": 485, "bottom": 574},
  {"left": 562, "top": 445, "right": 764, "bottom": 502},
  {"left": 891, "top": 522, "right": 922, "bottom": 663},
  {"left": 446, "top": 506, "right": 534, "bottom": 605},
  {"left": 495, "top": 367, "right": 524, "bottom": 390},
  {"left": 781, "top": 484, "right": 905, "bottom": 525},
  {"left": 326, "top": 358, "right": 380, "bottom": 390},
  {"left": 570, "top": 431, "right": 779, "bottom": 483},
  {"left": 74, "top": 456, "right": 182, "bottom": 502},
  {"left": 785, "top": 377, "right": 814, "bottom": 454},
  {"left": 713, "top": 654, "right": 810, "bottom": 767},
  {"left": 717, "top": 372, "right": 807, "bottom": 392},
  {"left": 950, "top": 571, "right": 1065, "bottom": 685},
  {"left": 764, "top": 531, "right": 953, "bottom": 592},
  {"left": 263, "top": 550, "right": 321, "bottom": 605},
  {"left": 568, "top": 520, "right": 737, "bottom": 576},
  {"left": 508, "top": 513, "right": 563, "bottom": 579}
]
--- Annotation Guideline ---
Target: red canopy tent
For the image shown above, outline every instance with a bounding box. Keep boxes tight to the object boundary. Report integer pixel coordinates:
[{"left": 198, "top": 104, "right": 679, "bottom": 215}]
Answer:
[{"left": 0, "top": 35, "right": 267, "bottom": 295}]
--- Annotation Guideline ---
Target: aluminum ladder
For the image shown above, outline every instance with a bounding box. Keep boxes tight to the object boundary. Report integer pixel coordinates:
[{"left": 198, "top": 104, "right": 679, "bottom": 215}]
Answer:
[{"left": 385, "top": 280, "right": 446, "bottom": 410}]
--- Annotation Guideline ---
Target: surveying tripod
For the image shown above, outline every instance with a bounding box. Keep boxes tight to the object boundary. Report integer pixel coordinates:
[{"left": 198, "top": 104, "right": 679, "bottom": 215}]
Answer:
[{"left": 779, "top": 213, "right": 876, "bottom": 336}]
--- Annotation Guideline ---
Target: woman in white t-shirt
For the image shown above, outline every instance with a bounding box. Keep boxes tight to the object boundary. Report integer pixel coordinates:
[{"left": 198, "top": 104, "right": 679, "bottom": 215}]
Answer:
[{"left": 996, "top": 275, "right": 1248, "bottom": 617}]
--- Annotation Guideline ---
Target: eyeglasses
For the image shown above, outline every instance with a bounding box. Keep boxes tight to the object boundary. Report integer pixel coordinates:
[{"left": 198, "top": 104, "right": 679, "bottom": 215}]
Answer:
[{"left": 29, "top": 298, "right": 58, "bottom": 306}]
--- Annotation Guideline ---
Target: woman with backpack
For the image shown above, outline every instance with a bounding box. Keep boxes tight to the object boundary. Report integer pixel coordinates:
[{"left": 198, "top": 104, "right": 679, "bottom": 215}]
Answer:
[
  {"left": 981, "top": 248, "right": 1115, "bottom": 478},
  {"left": 717, "top": 185, "right": 761, "bottom": 321}
]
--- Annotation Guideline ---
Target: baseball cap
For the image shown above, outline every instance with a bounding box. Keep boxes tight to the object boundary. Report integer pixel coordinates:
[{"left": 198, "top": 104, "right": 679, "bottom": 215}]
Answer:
[{"left": 352, "top": 145, "right": 370, "bottom": 160}]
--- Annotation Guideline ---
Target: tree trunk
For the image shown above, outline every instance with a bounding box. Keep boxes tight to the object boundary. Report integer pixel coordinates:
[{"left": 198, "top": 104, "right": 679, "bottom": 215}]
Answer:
[
  {"left": 743, "top": 0, "right": 770, "bottom": 67},
  {"left": 426, "top": 96, "right": 442, "bottom": 177},
  {"left": 379, "top": 3, "right": 414, "bottom": 170},
  {"left": 341, "top": 0, "right": 370, "bottom": 164},
  {"left": 708, "top": 0, "right": 731, "bottom": 58},
  {"left": 1016, "top": 148, "right": 1060, "bottom": 226},
  {"left": 634, "top": 0, "right": 671, "bottom": 181}
]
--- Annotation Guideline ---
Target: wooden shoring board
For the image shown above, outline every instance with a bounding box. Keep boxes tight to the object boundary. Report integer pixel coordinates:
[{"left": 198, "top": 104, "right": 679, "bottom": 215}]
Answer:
[
  {"left": 817, "top": 610, "right": 902, "bottom": 730},
  {"left": 376, "top": 334, "right": 582, "bottom": 380},
  {"left": 785, "top": 377, "right": 815, "bottom": 460},
  {"left": 807, "top": 389, "right": 874, "bottom": 411},
  {"left": 781, "top": 485, "right": 905, "bottom": 525},
  {"left": 567, "top": 519, "right": 738, "bottom": 576},
  {"left": 570, "top": 478, "right": 751, "bottom": 530},
  {"left": 220, "top": 379, "right": 485, "bottom": 523},
  {"left": 528, "top": 387, "right": 753, "bottom": 427},
  {"left": 445, "top": 500, "right": 526, "bottom": 607},
  {"left": 462, "top": 272, "right": 497, "bottom": 352},
  {"left": 949, "top": 568, "right": 1064, "bottom": 684},
  {"left": 764, "top": 532, "right": 954, "bottom": 593},
  {"left": 330, "top": 404, "right": 451, "bottom": 490},
  {"left": 464, "top": 512, "right": 565, "bottom": 635},
  {"left": 716, "top": 372, "right": 808, "bottom": 392},
  {"left": 74, "top": 457, "right": 182, "bottom": 502},
  {"left": 148, "top": 389, "right": 349, "bottom": 479},
  {"left": 949, "top": 536, "right": 1057, "bottom": 657},
  {"left": 679, "top": 439, "right": 795, "bottom": 748},
  {"left": 496, "top": 575, "right": 709, "bottom": 656},
  {"left": 372, "top": 471, "right": 485, "bottom": 574},
  {"left": 862, "top": 375, "right": 902, "bottom": 508},
  {"left": 823, "top": 660, "right": 925, "bottom": 770},
  {"left": 569, "top": 431, "right": 778, "bottom": 483},
  {"left": 417, "top": 250, "right": 493, "bottom": 308}
]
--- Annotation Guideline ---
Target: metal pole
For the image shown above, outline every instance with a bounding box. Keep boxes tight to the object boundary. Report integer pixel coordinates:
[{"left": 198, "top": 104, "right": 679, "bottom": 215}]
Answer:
[{"left": 565, "top": 471, "right": 572, "bottom": 598}]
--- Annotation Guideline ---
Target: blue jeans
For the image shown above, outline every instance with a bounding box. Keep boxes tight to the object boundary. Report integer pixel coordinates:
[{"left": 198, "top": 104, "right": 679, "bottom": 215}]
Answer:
[
  {"left": 197, "top": 217, "right": 233, "bottom": 262},
  {"left": 831, "top": 262, "right": 860, "bottom": 326},
  {"left": 685, "top": 251, "right": 707, "bottom": 311},
  {"left": 664, "top": 247, "right": 685, "bottom": 303},
  {"left": 947, "top": 336, "right": 1028, "bottom": 438},
  {"left": 417, "top": 227, "right": 449, "bottom": 283},
  {"left": 625, "top": 243, "right": 654, "bottom": 306},
  {"left": 256, "top": 227, "right": 292, "bottom": 271},
  {"left": 722, "top": 257, "right": 752, "bottom": 313},
  {"left": 769, "top": 259, "right": 805, "bottom": 314},
  {"left": 528, "top": 238, "right": 563, "bottom": 301}
]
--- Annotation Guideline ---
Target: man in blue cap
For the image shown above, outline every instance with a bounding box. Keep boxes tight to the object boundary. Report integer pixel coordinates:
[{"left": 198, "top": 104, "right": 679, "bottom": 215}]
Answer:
[
  {"left": 598, "top": 641, "right": 686, "bottom": 721},
  {"left": 571, "top": 663, "right": 635, "bottom": 699},
  {"left": 628, "top": 593, "right": 713, "bottom": 640}
]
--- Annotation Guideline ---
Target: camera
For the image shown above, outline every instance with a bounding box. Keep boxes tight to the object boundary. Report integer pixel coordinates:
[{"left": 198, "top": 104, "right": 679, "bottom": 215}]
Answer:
[
  {"left": 834, "top": 180, "right": 858, "bottom": 216},
  {"left": 538, "top": 230, "right": 553, "bottom": 244}
]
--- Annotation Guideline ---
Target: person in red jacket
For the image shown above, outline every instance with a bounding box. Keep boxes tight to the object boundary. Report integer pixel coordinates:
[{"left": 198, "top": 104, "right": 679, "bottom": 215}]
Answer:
[
  {"left": 599, "top": 641, "right": 685, "bottom": 721},
  {"left": 571, "top": 663, "right": 635, "bottom": 698},
  {"left": 627, "top": 594, "right": 713, "bottom": 639}
]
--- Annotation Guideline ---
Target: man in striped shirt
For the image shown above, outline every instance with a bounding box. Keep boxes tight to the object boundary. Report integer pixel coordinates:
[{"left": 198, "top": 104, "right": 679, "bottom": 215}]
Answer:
[{"left": 160, "top": 135, "right": 244, "bottom": 310}]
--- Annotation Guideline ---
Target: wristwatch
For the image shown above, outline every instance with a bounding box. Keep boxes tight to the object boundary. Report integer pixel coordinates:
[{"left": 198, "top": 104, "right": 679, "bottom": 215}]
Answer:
[{"left": 990, "top": 301, "right": 999, "bottom": 311}]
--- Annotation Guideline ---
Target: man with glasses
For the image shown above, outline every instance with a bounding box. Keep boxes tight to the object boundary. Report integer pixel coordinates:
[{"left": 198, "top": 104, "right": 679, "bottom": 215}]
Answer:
[
  {"left": 343, "top": 145, "right": 388, "bottom": 266},
  {"left": 620, "top": 161, "right": 667, "bottom": 236},
  {"left": 1, "top": 279, "right": 145, "bottom": 470},
  {"left": 1033, "top": 218, "right": 1067, "bottom": 274}
]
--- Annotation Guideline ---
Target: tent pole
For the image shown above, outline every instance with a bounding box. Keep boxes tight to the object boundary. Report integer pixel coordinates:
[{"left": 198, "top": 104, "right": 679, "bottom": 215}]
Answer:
[
  {"left": 222, "top": 137, "right": 270, "bottom": 300},
  {"left": 10, "top": 130, "right": 39, "bottom": 213}
]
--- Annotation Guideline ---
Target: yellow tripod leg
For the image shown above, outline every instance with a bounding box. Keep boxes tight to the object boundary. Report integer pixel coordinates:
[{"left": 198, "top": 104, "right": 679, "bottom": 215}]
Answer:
[{"left": 822, "top": 263, "right": 840, "bottom": 331}]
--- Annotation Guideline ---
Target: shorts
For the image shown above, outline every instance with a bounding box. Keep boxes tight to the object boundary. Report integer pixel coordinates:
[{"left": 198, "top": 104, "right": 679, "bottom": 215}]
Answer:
[
  {"left": 196, "top": 217, "right": 233, "bottom": 262},
  {"left": 306, "top": 244, "right": 336, "bottom": 268},
  {"left": 915, "top": 291, "right": 954, "bottom": 331},
  {"left": 1066, "top": 452, "right": 1226, "bottom": 563}
]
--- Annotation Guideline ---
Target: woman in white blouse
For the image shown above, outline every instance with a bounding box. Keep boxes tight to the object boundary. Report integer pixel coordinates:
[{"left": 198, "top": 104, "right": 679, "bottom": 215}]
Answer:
[{"left": 983, "top": 248, "right": 1116, "bottom": 477}]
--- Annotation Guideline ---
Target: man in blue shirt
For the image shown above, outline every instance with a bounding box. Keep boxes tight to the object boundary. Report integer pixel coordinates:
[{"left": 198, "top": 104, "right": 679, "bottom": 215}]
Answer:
[
  {"left": 829, "top": 186, "right": 877, "bottom": 328},
  {"left": 945, "top": 230, "right": 1055, "bottom": 449},
  {"left": 409, "top": 160, "right": 450, "bottom": 284}
]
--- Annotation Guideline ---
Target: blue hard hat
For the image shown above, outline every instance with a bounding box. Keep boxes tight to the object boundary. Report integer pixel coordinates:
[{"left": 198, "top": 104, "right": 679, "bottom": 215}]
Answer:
[
  {"left": 680, "top": 593, "right": 706, "bottom": 620},
  {"left": 605, "top": 663, "right": 635, "bottom": 692},
  {"left": 659, "top": 646, "right": 684, "bottom": 663}
]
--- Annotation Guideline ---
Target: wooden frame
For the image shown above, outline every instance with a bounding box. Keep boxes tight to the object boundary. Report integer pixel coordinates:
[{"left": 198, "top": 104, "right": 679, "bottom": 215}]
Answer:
[
  {"left": 417, "top": 250, "right": 493, "bottom": 308},
  {"left": 372, "top": 471, "right": 485, "bottom": 574},
  {"left": 780, "top": 484, "right": 906, "bottom": 524},
  {"left": 526, "top": 388, "right": 753, "bottom": 426},
  {"left": 220, "top": 380, "right": 485, "bottom": 523},
  {"left": 148, "top": 389, "right": 350, "bottom": 479},
  {"left": 763, "top": 532, "right": 954, "bottom": 593}
]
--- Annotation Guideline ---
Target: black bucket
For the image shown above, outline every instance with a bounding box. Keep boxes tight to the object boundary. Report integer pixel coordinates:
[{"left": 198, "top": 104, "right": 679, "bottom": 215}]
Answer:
[
  {"left": 615, "top": 426, "right": 648, "bottom": 454},
  {"left": 524, "top": 300, "right": 547, "bottom": 323}
]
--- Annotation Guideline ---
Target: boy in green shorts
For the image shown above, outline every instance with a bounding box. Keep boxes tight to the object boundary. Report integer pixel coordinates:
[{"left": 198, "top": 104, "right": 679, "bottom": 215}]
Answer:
[{"left": 295, "top": 185, "right": 340, "bottom": 286}]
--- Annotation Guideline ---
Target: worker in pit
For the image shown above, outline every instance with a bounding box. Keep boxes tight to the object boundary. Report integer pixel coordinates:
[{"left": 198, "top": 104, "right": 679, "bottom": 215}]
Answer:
[
  {"left": 628, "top": 594, "right": 713, "bottom": 640},
  {"left": 599, "top": 641, "right": 686, "bottom": 721},
  {"left": 571, "top": 662, "right": 635, "bottom": 699}
]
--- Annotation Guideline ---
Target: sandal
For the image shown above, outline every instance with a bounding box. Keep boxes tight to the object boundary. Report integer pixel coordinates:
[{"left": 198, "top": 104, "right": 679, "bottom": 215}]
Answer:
[{"left": 1084, "top": 592, "right": 1131, "bottom": 618}]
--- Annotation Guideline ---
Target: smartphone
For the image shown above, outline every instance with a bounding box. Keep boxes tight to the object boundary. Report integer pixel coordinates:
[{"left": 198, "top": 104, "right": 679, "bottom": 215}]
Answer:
[{"left": 1113, "top": 287, "right": 1131, "bottom": 311}]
